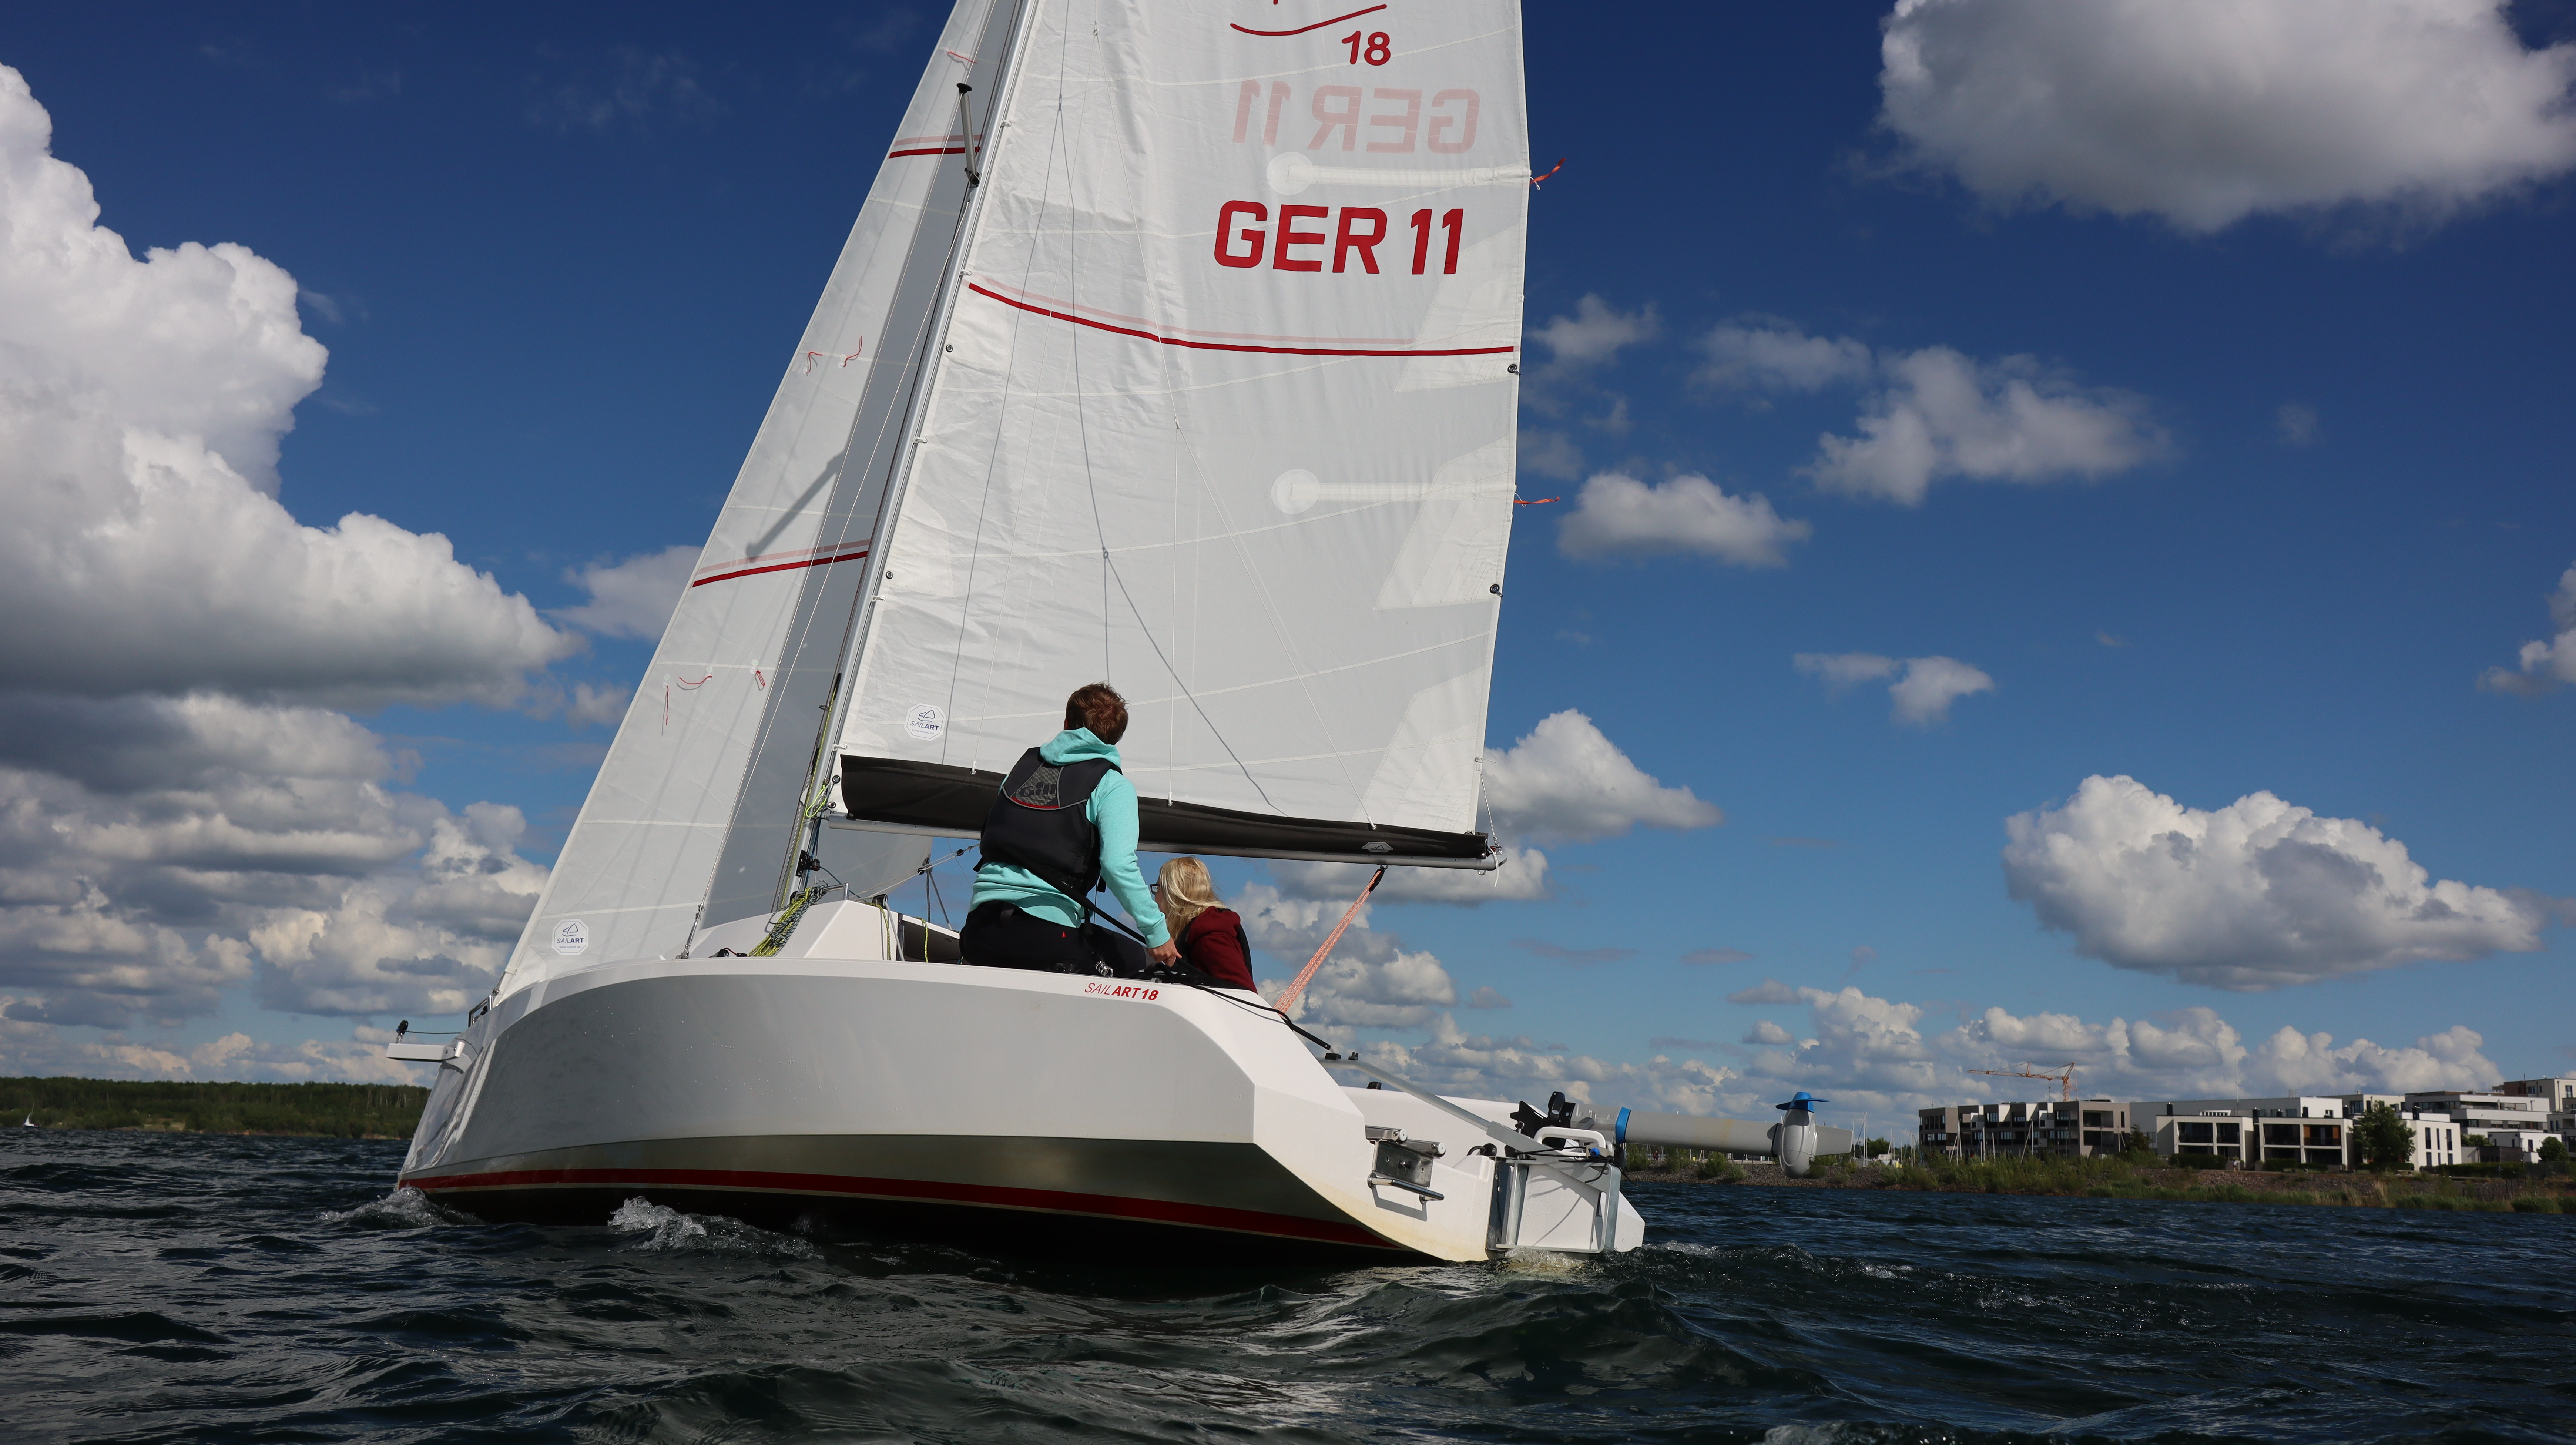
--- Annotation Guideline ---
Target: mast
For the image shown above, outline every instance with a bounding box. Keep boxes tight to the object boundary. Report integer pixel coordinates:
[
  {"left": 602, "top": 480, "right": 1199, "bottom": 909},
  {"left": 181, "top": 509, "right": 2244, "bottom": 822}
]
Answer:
[
  {"left": 753, "top": 0, "right": 1041, "bottom": 933},
  {"left": 692, "top": 0, "right": 1038, "bottom": 936}
]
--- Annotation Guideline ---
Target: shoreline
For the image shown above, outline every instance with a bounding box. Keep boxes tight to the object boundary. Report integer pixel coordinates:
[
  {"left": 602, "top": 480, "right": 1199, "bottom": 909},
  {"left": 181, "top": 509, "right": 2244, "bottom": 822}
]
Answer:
[
  {"left": 1625, "top": 1158, "right": 2574, "bottom": 1211},
  {"left": 10, "top": 1122, "right": 413, "bottom": 1140},
  {"left": 4, "top": 1077, "right": 426, "bottom": 1140}
]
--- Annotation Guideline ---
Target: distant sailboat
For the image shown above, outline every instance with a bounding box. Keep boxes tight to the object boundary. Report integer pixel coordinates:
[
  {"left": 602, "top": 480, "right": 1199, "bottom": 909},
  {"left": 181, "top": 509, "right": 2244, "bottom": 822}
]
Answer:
[{"left": 391, "top": 0, "right": 1833, "bottom": 1261}]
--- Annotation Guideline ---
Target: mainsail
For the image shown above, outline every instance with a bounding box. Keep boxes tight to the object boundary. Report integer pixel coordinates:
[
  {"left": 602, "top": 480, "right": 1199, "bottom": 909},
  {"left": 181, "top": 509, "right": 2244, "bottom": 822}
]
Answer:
[
  {"left": 497, "top": 0, "right": 1528, "bottom": 1000},
  {"left": 836, "top": 1, "right": 1531, "bottom": 866},
  {"left": 495, "top": 0, "right": 1033, "bottom": 999}
]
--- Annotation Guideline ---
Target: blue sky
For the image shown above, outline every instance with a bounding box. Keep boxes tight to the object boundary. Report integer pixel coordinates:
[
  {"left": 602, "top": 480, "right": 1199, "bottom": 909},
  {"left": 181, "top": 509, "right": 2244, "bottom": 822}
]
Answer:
[{"left": 2, "top": 2, "right": 2571, "bottom": 1116}]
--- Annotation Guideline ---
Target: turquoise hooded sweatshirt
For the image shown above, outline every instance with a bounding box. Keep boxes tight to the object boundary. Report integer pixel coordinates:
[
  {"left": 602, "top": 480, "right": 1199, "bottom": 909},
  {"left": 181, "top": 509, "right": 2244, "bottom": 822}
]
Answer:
[{"left": 969, "top": 728, "right": 1171, "bottom": 947}]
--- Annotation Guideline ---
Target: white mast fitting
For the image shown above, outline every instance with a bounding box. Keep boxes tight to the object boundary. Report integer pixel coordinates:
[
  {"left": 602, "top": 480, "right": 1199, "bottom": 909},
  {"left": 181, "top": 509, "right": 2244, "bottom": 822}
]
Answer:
[{"left": 392, "top": 2, "right": 1842, "bottom": 1264}]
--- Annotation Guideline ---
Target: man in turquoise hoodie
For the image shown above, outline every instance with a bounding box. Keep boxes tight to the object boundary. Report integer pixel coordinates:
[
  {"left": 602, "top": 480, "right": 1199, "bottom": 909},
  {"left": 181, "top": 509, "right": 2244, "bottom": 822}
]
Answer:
[{"left": 962, "top": 683, "right": 1180, "bottom": 973}]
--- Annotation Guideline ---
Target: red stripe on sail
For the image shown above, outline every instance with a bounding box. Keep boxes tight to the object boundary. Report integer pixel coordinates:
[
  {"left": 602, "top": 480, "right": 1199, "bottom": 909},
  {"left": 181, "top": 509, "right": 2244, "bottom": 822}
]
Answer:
[
  {"left": 965, "top": 284, "right": 1514, "bottom": 359},
  {"left": 690, "top": 546, "right": 870, "bottom": 588},
  {"left": 404, "top": 1164, "right": 1396, "bottom": 1247},
  {"left": 1232, "top": 5, "right": 1387, "bottom": 37}
]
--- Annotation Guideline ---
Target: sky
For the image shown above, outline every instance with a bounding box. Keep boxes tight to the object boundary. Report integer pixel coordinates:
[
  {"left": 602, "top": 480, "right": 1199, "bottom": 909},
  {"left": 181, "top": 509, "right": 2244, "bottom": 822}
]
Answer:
[{"left": 2, "top": 1, "right": 2573, "bottom": 1131}]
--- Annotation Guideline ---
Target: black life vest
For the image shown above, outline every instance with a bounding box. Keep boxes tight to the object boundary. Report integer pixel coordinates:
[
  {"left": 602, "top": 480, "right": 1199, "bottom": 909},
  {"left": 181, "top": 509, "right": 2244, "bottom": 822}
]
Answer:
[{"left": 976, "top": 747, "right": 1120, "bottom": 900}]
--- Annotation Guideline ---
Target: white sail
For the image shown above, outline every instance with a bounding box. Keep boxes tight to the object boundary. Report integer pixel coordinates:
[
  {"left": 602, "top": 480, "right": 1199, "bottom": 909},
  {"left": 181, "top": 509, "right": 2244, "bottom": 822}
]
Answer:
[
  {"left": 399, "top": 1, "right": 1665, "bottom": 1268},
  {"left": 834, "top": 0, "right": 1529, "bottom": 863},
  {"left": 496, "top": 0, "right": 1032, "bottom": 999}
]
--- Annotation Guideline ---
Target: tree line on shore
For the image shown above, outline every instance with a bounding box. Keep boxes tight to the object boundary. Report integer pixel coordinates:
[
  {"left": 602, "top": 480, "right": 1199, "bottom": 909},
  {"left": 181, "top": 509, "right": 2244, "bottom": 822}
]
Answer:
[{"left": 2, "top": 1077, "right": 427, "bottom": 1138}]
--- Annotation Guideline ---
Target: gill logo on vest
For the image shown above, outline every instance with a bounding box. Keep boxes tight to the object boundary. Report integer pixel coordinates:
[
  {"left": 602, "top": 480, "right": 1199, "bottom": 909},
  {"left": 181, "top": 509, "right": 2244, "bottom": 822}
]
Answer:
[{"left": 1009, "top": 766, "right": 1067, "bottom": 808}]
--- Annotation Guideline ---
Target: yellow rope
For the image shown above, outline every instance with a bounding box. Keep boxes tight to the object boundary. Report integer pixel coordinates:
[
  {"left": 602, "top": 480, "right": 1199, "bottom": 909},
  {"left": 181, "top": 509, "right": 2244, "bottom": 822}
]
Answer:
[{"left": 749, "top": 886, "right": 819, "bottom": 957}]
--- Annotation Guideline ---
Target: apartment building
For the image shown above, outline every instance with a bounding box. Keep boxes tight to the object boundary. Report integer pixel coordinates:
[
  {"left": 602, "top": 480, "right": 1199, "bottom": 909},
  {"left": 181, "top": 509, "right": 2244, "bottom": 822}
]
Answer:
[
  {"left": 2133, "top": 1097, "right": 2353, "bottom": 1166},
  {"left": 2385, "top": 1098, "right": 2470, "bottom": 1169},
  {"left": 1915, "top": 1099, "right": 2131, "bottom": 1160},
  {"left": 2402, "top": 1091, "right": 2553, "bottom": 1147},
  {"left": 2494, "top": 1077, "right": 2576, "bottom": 1140},
  {"left": 2150, "top": 1112, "right": 2249, "bottom": 1163},
  {"left": 1914, "top": 1084, "right": 2568, "bottom": 1170}
]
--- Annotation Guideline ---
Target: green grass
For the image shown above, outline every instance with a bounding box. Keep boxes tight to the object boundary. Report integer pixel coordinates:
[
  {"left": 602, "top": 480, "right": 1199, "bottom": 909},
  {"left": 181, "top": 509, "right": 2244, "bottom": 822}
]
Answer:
[
  {"left": 1887, "top": 1153, "right": 2151, "bottom": 1196},
  {"left": 1876, "top": 1155, "right": 2572, "bottom": 1214},
  {"left": 0, "top": 1077, "right": 427, "bottom": 1138}
]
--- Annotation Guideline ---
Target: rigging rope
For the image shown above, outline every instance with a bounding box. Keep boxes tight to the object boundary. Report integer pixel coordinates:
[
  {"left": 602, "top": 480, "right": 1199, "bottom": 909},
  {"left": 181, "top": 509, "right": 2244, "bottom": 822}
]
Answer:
[{"left": 1272, "top": 865, "right": 1385, "bottom": 1013}]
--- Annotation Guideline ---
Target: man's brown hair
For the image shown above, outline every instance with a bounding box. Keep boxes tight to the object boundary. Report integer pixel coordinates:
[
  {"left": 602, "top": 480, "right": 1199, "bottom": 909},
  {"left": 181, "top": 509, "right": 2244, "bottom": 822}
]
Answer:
[{"left": 1064, "top": 683, "right": 1128, "bottom": 744}]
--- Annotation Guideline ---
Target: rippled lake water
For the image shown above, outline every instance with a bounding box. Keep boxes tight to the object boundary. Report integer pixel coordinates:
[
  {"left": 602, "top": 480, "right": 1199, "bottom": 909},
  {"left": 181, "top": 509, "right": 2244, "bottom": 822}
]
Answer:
[{"left": 5, "top": 1130, "right": 2573, "bottom": 1444}]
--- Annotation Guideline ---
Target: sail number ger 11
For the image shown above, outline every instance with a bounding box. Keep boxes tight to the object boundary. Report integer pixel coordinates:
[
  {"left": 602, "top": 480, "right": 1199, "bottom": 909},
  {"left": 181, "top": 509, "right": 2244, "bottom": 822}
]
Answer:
[{"left": 1215, "top": 204, "right": 1464, "bottom": 276}]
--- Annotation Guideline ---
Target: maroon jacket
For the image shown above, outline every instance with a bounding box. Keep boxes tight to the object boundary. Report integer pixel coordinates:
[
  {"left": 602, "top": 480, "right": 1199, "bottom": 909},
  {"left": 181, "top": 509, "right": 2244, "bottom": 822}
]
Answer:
[{"left": 1178, "top": 908, "right": 1255, "bottom": 991}]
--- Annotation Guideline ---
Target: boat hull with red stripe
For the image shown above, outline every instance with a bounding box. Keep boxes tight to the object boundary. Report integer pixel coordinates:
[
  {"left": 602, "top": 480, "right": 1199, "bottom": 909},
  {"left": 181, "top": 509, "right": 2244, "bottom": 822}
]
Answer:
[{"left": 396, "top": 904, "right": 1515, "bottom": 1262}]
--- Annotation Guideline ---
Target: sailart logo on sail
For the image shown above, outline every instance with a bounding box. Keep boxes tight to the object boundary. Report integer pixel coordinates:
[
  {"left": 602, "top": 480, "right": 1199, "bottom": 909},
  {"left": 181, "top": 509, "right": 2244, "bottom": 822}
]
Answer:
[{"left": 553, "top": 919, "right": 589, "bottom": 956}]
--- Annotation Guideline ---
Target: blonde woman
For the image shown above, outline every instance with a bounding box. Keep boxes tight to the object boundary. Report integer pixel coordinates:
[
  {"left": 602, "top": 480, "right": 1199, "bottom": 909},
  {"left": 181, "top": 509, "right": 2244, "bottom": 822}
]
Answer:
[{"left": 1152, "top": 858, "right": 1254, "bottom": 990}]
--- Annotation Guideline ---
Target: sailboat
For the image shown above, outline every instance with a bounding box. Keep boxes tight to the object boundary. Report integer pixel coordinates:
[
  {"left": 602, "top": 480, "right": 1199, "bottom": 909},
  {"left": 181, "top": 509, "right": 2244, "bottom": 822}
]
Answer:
[{"left": 394, "top": 0, "right": 1839, "bottom": 1262}]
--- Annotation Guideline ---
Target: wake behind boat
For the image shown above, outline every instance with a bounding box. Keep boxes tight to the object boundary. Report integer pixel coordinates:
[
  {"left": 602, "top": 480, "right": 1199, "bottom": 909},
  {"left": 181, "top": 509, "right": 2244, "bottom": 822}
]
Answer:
[{"left": 393, "top": 0, "right": 1843, "bottom": 1263}]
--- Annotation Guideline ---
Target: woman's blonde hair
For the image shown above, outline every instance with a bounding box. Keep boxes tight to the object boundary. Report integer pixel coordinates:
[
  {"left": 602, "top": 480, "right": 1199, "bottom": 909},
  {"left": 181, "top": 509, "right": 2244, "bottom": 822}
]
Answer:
[{"left": 1155, "top": 857, "right": 1222, "bottom": 934}]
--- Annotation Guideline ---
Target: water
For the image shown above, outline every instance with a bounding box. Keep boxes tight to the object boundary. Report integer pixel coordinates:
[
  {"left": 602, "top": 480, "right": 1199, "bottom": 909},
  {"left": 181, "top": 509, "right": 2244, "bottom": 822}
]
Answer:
[{"left": 5, "top": 1132, "right": 2572, "bottom": 1444}]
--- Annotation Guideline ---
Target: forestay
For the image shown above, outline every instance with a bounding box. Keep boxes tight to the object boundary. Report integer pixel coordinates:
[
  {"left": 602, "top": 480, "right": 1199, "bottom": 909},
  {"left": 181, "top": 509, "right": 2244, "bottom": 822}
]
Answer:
[
  {"left": 496, "top": 0, "right": 1029, "bottom": 999},
  {"left": 837, "top": 0, "right": 1531, "bottom": 865}
]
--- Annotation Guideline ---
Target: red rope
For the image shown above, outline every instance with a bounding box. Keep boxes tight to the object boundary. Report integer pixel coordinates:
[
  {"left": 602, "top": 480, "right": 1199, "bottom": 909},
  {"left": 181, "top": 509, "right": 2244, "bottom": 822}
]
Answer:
[
  {"left": 1272, "top": 866, "right": 1386, "bottom": 1013},
  {"left": 1530, "top": 157, "right": 1566, "bottom": 189}
]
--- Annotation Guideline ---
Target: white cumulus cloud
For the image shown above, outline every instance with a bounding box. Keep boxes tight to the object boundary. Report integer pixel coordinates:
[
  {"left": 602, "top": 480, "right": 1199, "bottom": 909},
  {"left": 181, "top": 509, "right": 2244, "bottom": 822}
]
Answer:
[
  {"left": 1485, "top": 710, "right": 1724, "bottom": 843},
  {"left": 0, "top": 694, "right": 546, "bottom": 1029},
  {"left": 1698, "top": 323, "right": 1875, "bottom": 392},
  {"left": 2002, "top": 774, "right": 2550, "bottom": 989},
  {"left": 0, "top": 64, "right": 574, "bottom": 708},
  {"left": 1322, "top": 976, "right": 2509, "bottom": 1122},
  {"left": 1271, "top": 711, "right": 1718, "bottom": 907},
  {"left": 1942, "top": 1004, "right": 2501, "bottom": 1099},
  {"left": 1556, "top": 472, "right": 1812, "bottom": 567},
  {"left": 1268, "top": 949, "right": 1459, "bottom": 1031},
  {"left": 1878, "top": 0, "right": 2576, "bottom": 234},
  {"left": 2251, "top": 1023, "right": 2500, "bottom": 1096},
  {"left": 1531, "top": 294, "right": 1659, "bottom": 367},
  {"left": 2479, "top": 561, "right": 2576, "bottom": 694},
  {"left": 0, "top": 65, "right": 572, "bottom": 1069},
  {"left": 0, "top": 1009, "right": 432, "bottom": 1084},
  {"left": 1695, "top": 323, "right": 2161, "bottom": 505},
  {"left": 559, "top": 544, "right": 702, "bottom": 639},
  {"left": 1357, "top": 1015, "right": 1740, "bottom": 1116},
  {"left": 1809, "top": 347, "right": 2161, "bottom": 505},
  {"left": 1795, "top": 651, "right": 1995, "bottom": 725}
]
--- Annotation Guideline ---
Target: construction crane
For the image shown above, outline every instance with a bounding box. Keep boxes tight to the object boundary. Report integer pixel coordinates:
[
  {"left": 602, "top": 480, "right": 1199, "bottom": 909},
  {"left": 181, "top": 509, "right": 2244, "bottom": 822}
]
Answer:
[
  {"left": 1965, "top": 1064, "right": 2079, "bottom": 1158},
  {"left": 1971, "top": 1063, "right": 2077, "bottom": 1100}
]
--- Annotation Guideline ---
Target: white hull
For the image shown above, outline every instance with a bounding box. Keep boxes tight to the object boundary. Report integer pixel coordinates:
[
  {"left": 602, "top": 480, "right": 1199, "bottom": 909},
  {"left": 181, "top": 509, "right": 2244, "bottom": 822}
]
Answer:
[{"left": 403, "top": 902, "right": 1640, "bottom": 1263}]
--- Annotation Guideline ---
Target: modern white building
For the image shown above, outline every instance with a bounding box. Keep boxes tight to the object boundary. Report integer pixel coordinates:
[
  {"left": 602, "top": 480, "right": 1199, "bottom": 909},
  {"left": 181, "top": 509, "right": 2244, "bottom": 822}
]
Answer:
[
  {"left": 2494, "top": 1077, "right": 2576, "bottom": 1146},
  {"left": 2151, "top": 1112, "right": 2250, "bottom": 1164},
  {"left": 2401, "top": 1091, "right": 2552, "bottom": 1156},
  {"left": 2481, "top": 1129, "right": 2556, "bottom": 1165},
  {"left": 2133, "top": 1097, "right": 2353, "bottom": 1167},
  {"left": 2373, "top": 1098, "right": 2469, "bottom": 1169}
]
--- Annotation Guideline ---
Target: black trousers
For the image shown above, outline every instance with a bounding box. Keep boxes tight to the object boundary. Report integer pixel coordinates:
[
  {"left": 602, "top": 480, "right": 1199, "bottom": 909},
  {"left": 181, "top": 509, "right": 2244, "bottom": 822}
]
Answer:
[{"left": 960, "top": 903, "right": 1158, "bottom": 978}]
